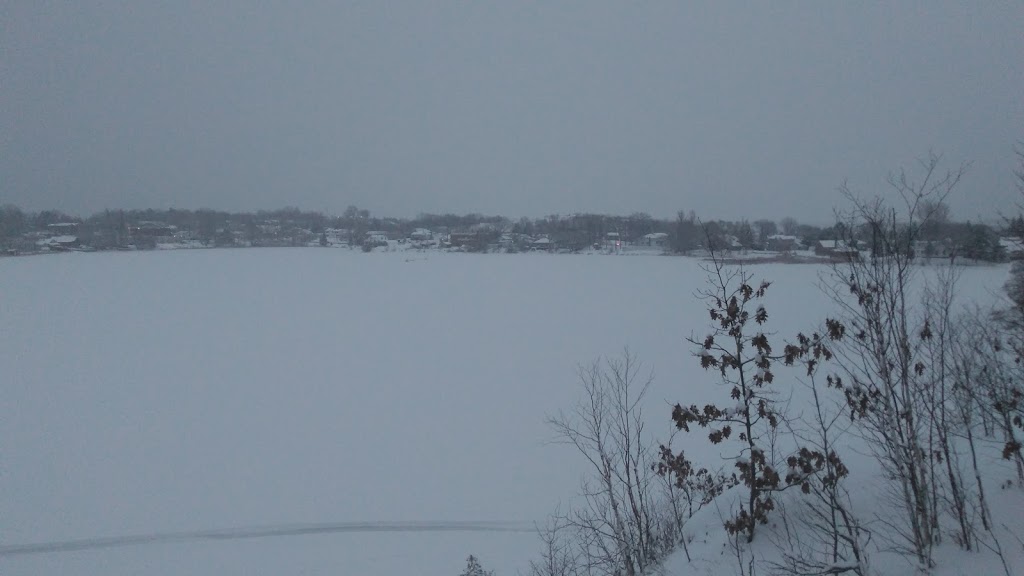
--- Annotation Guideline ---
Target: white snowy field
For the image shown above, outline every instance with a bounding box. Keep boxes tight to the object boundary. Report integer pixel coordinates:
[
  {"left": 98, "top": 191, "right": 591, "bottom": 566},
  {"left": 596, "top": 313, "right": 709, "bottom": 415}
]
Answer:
[{"left": 0, "top": 249, "right": 1014, "bottom": 575}]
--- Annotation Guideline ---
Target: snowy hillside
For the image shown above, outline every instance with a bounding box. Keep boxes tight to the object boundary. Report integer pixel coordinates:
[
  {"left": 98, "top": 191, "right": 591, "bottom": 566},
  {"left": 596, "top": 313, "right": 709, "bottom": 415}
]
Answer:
[{"left": 0, "top": 249, "right": 1017, "bottom": 575}]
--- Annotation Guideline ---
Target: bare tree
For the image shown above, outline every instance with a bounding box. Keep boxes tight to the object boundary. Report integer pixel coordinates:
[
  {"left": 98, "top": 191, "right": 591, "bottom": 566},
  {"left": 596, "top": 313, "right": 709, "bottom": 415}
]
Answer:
[
  {"left": 947, "top": 314, "right": 1017, "bottom": 576},
  {"left": 755, "top": 219, "right": 779, "bottom": 247},
  {"left": 736, "top": 220, "right": 757, "bottom": 250},
  {"left": 769, "top": 355, "right": 872, "bottom": 576},
  {"left": 918, "top": 266, "right": 975, "bottom": 550},
  {"left": 529, "top": 514, "right": 581, "bottom": 576},
  {"left": 780, "top": 217, "right": 800, "bottom": 237},
  {"left": 917, "top": 199, "right": 951, "bottom": 240},
  {"left": 972, "top": 328, "right": 1024, "bottom": 576},
  {"left": 974, "top": 309, "right": 1024, "bottom": 484},
  {"left": 547, "top": 350, "right": 662, "bottom": 576},
  {"left": 821, "top": 152, "right": 967, "bottom": 569}
]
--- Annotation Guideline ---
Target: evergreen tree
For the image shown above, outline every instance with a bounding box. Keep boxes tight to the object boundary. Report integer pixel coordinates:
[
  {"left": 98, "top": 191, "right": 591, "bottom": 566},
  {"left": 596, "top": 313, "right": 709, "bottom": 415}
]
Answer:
[
  {"left": 960, "top": 222, "right": 1001, "bottom": 261},
  {"left": 736, "top": 220, "right": 756, "bottom": 249},
  {"left": 459, "top": 555, "right": 494, "bottom": 576},
  {"left": 1006, "top": 214, "right": 1024, "bottom": 238}
]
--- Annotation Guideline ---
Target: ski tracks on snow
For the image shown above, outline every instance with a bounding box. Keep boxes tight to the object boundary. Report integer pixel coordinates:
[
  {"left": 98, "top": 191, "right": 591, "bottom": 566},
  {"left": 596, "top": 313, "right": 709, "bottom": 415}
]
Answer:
[{"left": 0, "top": 521, "right": 534, "bottom": 557}]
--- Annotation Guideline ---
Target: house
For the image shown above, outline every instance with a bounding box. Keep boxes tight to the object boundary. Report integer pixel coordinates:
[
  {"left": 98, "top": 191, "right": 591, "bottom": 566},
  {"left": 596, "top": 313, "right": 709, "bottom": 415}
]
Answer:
[
  {"left": 448, "top": 232, "right": 478, "bottom": 248},
  {"left": 642, "top": 232, "right": 669, "bottom": 248},
  {"left": 1000, "top": 237, "right": 1024, "bottom": 260},
  {"left": 323, "top": 228, "right": 349, "bottom": 245},
  {"left": 131, "top": 222, "right": 178, "bottom": 237},
  {"left": 365, "top": 231, "right": 390, "bottom": 246},
  {"left": 531, "top": 237, "right": 554, "bottom": 251},
  {"left": 766, "top": 234, "right": 799, "bottom": 252},
  {"left": 721, "top": 235, "right": 743, "bottom": 251},
  {"left": 604, "top": 232, "right": 622, "bottom": 250},
  {"left": 409, "top": 228, "right": 432, "bottom": 241},
  {"left": 814, "top": 240, "right": 859, "bottom": 259},
  {"left": 36, "top": 235, "right": 79, "bottom": 251}
]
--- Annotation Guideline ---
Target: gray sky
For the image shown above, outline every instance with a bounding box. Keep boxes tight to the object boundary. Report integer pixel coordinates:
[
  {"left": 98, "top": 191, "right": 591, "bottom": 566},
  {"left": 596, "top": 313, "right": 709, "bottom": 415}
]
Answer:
[{"left": 2, "top": 1, "right": 1022, "bottom": 223}]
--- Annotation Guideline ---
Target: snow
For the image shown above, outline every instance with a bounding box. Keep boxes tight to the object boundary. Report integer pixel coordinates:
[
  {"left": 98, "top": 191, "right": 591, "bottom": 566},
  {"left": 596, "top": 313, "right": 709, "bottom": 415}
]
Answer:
[
  {"left": 661, "top": 448, "right": 1024, "bottom": 576},
  {"left": 0, "top": 250, "right": 1016, "bottom": 575},
  {"left": 35, "top": 235, "right": 77, "bottom": 245}
]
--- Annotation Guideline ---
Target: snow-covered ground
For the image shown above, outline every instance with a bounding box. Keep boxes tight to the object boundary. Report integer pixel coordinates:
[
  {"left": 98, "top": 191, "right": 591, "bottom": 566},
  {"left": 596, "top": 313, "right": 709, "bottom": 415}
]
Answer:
[{"left": 0, "top": 249, "right": 1015, "bottom": 575}]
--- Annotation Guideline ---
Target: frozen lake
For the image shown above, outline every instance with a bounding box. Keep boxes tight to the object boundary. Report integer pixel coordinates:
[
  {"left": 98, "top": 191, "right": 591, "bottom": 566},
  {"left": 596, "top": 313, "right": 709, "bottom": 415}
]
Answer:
[{"left": 0, "top": 249, "right": 1008, "bottom": 575}]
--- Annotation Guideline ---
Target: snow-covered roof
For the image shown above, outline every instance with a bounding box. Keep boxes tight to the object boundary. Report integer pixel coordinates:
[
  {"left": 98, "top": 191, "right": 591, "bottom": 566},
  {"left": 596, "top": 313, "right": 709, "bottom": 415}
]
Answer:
[
  {"left": 37, "top": 235, "right": 78, "bottom": 245},
  {"left": 1000, "top": 237, "right": 1024, "bottom": 252},
  {"left": 644, "top": 232, "right": 669, "bottom": 239},
  {"left": 817, "top": 240, "right": 853, "bottom": 249},
  {"left": 767, "top": 234, "right": 798, "bottom": 241}
]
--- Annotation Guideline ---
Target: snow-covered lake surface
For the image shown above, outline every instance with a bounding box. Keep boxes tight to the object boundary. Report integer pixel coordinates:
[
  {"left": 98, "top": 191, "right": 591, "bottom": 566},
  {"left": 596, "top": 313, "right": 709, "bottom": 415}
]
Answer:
[{"left": 0, "top": 249, "right": 1012, "bottom": 575}]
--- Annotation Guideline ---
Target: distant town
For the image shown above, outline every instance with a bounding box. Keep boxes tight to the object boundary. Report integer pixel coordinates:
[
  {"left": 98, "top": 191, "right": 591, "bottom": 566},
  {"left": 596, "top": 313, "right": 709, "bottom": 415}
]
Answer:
[{"left": 0, "top": 204, "right": 1018, "bottom": 262}]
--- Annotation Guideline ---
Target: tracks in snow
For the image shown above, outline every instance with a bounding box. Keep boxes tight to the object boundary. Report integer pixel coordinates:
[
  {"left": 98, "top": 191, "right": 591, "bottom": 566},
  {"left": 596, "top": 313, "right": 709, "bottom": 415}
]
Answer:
[{"left": 0, "top": 521, "right": 535, "bottom": 557}]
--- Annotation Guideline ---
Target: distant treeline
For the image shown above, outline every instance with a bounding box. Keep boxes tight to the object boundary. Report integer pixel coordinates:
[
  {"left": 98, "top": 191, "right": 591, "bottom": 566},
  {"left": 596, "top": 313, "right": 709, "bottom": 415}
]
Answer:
[{"left": 0, "top": 203, "right": 1014, "bottom": 261}]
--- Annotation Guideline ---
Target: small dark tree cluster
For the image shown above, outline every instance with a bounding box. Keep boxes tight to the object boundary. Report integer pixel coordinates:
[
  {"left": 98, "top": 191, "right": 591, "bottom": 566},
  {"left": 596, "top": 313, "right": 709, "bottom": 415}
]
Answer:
[{"left": 459, "top": 555, "right": 494, "bottom": 576}]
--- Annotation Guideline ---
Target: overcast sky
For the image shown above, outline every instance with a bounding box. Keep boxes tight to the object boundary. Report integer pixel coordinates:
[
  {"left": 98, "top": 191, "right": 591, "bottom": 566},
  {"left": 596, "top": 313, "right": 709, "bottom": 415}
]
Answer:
[{"left": 2, "top": 2, "right": 1021, "bottom": 223}]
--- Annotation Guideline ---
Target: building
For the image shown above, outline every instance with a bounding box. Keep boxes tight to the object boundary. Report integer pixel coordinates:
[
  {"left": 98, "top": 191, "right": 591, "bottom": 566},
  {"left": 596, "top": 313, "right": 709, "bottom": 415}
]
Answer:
[
  {"left": 766, "top": 234, "right": 799, "bottom": 252},
  {"left": 365, "top": 231, "right": 390, "bottom": 246},
  {"left": 1000, "top": 237, "right": 1024, "bottom": 260},
  {"left": 36, "top": 235, "right": 79, "bottom": 251},
  {"left": 131, "top": 222, "right": 178, "bottom": 237},
  {"left": 642, "top": 232, "right": 669, "bottom": 248},
  {"left": 531, "top": 237, "right": 554, "bottom": 251},
  {"left": 410, "top": 228, "right": 432, "bottom": 241},
  {"left": 448, "top": 232, "right": 478, "bottom": 248},
  {"left": 814, "top": 240, "right": 859, "bottom": 259},
  {"left": 604, "top": 232, "right": 621, "bottom": 250}
]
